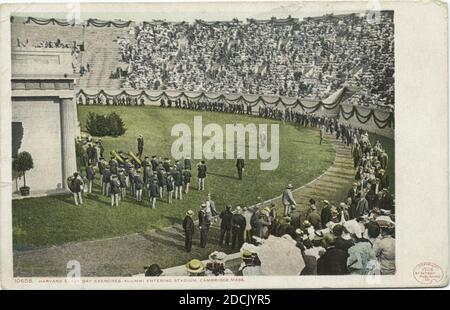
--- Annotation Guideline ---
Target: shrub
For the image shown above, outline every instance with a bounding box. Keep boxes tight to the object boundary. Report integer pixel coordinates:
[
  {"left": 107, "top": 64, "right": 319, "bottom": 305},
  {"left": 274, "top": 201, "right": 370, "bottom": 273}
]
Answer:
[
  {"left": 12, "top": 151, "right": 34, "bottom": 188},
  {"left": 86, "top": 112, "right": 127, "bottom": 137}
]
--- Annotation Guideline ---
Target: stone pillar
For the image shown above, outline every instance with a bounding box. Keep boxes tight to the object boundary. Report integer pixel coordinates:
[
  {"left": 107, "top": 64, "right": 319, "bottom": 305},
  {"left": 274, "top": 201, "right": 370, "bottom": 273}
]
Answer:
[{"left": 60, "top": 97, "right": 78, "bottom": 189}]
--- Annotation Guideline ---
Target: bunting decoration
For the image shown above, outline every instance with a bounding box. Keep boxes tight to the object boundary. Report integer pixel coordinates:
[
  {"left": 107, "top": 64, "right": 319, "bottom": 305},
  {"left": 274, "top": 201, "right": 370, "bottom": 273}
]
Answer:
[{"left": 76, "top": 89, "right": 393, "bottom": 129}]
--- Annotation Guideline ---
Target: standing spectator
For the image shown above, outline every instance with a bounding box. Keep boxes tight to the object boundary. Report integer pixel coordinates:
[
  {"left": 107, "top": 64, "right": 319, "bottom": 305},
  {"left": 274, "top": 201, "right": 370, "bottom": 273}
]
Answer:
[
  {"left": 197, "top": 160, "right": 207, "bottom": 190},
  {"left": 319, "top": 125, "right": 325, "bottom": 145},
  {"left": 182, "top": 210, "right": 195, "bottom": 252},
  {"left": 70, "top": 172, "right": 84, "bottom": 206},
  {"left": 182, "top": 168, "right": 192, "bottom": 193},
  {"left": 118, "top": 169, "right": 127, "bottom": 200},
  {"left": 219, "top": 205, "right": 233, "bottom": 246},
  {"left": 137, "top": 134, "right": 144, "bottom": 158},
  {"left": 320, "top": 200, "right": 332, "bottom": 228},
  {"left": 134, "top": 169, "right": 144, "bottom": 202},
  {"left": 355, "top": 191, "right": 369, "bottom": 217},
  {"left": 231, "top": 206, "right": 246, "bottom": 250},
  {"left": 282, "top": 183, "right": 297, "bottom": 216},
  {"left": 198, "top": 203, "right": 211, "bottom": 248},
  {"left": 85, "top": 163, "right": 95, "bottom": 194},
  {"left": 110, "top": 175, "right": 120, "bottom": 207},
  {"left": 149, "top": 178, "right": 159, "bottom": 209},
  {"left": 317, "top": 234, "right": 349, "bottom": 275},
  {"left": 236, "top": 153, "right": 245, "bottom": 180},
  {"left": 374, "top": 226, "right": 396, "bottom": 275},
  {"left": 347, "top": 235, "right": 377, "bottom": 275},
  {"left": 306, "top": 200, "right": 321, "bottom": 230}
]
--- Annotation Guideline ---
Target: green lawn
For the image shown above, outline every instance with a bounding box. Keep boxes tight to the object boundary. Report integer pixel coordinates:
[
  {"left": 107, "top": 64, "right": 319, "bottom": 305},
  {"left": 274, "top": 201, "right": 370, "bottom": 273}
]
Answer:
[{"left": 12, "top": 106, "right": 335, "bottom": 249}]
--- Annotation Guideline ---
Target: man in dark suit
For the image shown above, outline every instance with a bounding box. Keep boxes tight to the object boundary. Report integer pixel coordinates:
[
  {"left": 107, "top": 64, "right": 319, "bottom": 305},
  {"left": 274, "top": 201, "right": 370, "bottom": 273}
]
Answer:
[
  {"left": 151, "top": 155, "right": 159, "bottom": 171},
  {"left": 137, "top": 134, "right": 144, "bottom": 158},
  {"left": 85, "top": 163, "right": 95, "bottom": 194},
  {"left": 197, "top": 160, "right": 207, "bottom": 190},
  {"left": 332, "top": 224, "right": 354, "bottom": 252},
  {"left": 134, "top": 169, "right": 144, "bottom": 202},
  {"left": 320, "top": 200, "right": 332, "bottom": 228},
  {"left": 183, "top": 210, "right": 195, "bottom": 252},
  {"left": 231, "top": 207, "right": 246, "bottom": 250},
  {"left": 236, "top": 154, "right": 245, "bottom": 180},
  {"left": 184, "top": 155, "right": 192, "bottom": 170},
  {"left": 71, "top": 172, "right": 84, "bottom": 206},
  {"left": 198, "top": 204, "right": 210, "bottom": 248},
  {"left": 102, "top": 167, "right": 111, "bottom": 196},
  {"left": 141, "top": 156, "right": 150, "bottom": 169},
  {"left": 317, "top": 234, "right": 349, "bottom": 275},
  {"left": 347, "top": 182, "right": 360, "bottom": 203},
  {"left": 306, "top": 202, "right": 322, "bottom": 230},
  {"left": 182, "top": 168, "right": 192, "bottom": 194},
  {"left": 219, "top": 205, "right": 233, "bottom": 246},
  {"left": 109, "top": 156, "right": 118, "bottom": 175},
  {"left": 87, "top": 143, "right": 96, "bottom": 165},
  {"left": 149, "top": 178, "right": 159, "bottom": 209}
]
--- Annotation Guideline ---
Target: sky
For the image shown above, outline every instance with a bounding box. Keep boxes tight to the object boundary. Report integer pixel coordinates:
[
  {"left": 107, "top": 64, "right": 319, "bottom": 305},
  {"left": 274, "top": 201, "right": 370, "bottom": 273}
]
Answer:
[{"left": 9, "top": 1, "right": 367, "bottom": 23}]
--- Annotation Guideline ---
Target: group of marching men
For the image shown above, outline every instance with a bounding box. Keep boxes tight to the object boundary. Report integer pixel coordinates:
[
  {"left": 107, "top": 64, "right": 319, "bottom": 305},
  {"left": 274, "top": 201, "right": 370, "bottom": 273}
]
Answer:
[{"left": 70, "top": 135, "right": 212, "bottom": 208}]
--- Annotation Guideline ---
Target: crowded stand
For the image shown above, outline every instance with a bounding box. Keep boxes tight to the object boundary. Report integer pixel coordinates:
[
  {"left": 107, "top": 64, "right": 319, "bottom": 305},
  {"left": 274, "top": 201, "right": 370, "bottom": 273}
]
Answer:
[{"left": 120, "top": 12, "right": 394, "bottom": 108}]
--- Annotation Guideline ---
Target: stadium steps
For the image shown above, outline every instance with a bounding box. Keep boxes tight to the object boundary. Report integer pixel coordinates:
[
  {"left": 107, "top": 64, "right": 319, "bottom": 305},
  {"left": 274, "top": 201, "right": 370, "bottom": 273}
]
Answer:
[{"left": 10, "top": 22, "right": 132, "bottom": 90}]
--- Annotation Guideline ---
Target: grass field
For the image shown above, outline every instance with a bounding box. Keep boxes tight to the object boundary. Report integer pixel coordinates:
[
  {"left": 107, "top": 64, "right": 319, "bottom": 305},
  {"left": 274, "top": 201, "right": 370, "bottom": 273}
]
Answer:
[{"left": 12, "top": 106, "right": 336, "bottom": 249}]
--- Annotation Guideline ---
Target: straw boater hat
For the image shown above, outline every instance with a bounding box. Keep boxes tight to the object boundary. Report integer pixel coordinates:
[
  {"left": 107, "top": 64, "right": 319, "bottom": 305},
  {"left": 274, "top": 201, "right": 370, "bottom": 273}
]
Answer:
[
  {"left": 208, "top": 251, "right": 227, "bottom": 263},
  {"left": 323, "top": 200, "right": 330, "bottom": 205},
  {"left": 235, "top": 206, "right": 242, "bottom": 214},
  {"left": 186, "top": 210, "right": 194, "bottom": 217},
  {"left": 186, "top": 259, "right": 205, "bottom": 274},
  {"left": 287, "top": 183, "right": 293, "bottom": 189},
  {"left": 240, "top": 243, "right": 258, "bottom": 259}
]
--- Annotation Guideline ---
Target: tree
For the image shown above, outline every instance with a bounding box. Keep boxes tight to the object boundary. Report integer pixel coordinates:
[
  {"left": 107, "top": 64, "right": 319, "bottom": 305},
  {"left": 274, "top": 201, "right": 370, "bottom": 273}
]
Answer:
[
  {"left": 12, "top": 151, "right": 34, "bottom": 188},
  {"left": 85, "top": 112, "right": 126, "bottom": 137}
]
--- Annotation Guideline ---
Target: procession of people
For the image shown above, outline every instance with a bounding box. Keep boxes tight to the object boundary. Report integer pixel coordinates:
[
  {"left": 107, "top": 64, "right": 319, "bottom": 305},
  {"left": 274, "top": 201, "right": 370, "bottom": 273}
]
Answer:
[{"left": 72, "top": 112, "right": 394, "bottom": 277}]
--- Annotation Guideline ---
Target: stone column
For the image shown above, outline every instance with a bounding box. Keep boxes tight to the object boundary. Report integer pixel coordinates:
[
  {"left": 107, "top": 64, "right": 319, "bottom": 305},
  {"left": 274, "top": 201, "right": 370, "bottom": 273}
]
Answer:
[{"left": 60, "top": 97, "right": 78, "bottom": 189}]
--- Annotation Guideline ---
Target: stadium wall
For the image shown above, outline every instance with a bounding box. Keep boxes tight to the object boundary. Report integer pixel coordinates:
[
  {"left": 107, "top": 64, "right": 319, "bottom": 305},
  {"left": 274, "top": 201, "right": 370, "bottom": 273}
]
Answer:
[
  {"left": 338, "top": 103, "right": 394, "bottom": 139},
  {"left": 77, "top": 88, "right": 394, "bottom": 138}
]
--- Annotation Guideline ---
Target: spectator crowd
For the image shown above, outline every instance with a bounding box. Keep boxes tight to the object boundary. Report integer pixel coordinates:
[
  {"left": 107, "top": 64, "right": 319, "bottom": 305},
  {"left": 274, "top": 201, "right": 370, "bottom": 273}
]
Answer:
[{"left": 120, "top": 12, "right": 394, "bottom": 108}]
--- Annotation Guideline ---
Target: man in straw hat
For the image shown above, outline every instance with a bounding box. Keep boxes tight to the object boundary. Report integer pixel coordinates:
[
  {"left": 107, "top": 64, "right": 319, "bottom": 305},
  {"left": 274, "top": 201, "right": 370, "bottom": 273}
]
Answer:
[
  {"left": 237, "top": 244, "right": 263, "bottom": 276},
  {"left": 185, "top": 259, "right": 205, "bottom": 276},
  {"left": 282, "top": 183, "right": 297, "bottom": 217},
  {"left": 198, "top": 204, "right": 211, "bottom": 248},
  {"left": 182, "top": 210, "right": 195, "bottom": 252},
  {"left": 205, "top": 251, "right": 233, "bottom": 276}
]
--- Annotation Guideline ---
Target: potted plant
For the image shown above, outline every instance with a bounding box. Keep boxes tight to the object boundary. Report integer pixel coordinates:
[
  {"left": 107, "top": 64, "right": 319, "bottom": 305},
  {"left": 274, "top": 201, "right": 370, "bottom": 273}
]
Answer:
[{"left": 12, "top": 151, "right": 34, "bottom": 196}]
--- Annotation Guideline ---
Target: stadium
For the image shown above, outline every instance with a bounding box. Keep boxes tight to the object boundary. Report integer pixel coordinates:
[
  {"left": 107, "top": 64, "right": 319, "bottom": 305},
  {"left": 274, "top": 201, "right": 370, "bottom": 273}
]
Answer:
[{"left": 11, "top": 12, "right": 395, "bottom": 277}]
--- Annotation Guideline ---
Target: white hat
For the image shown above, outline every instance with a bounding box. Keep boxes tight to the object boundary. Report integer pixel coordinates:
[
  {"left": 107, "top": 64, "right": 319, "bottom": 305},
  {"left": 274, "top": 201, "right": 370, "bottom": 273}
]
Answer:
[{"left": 208, "top": 251, "right": 227, "bottom": 263}]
